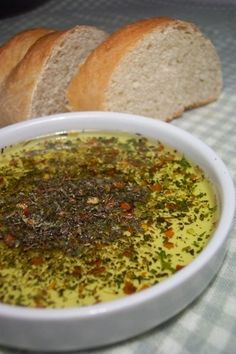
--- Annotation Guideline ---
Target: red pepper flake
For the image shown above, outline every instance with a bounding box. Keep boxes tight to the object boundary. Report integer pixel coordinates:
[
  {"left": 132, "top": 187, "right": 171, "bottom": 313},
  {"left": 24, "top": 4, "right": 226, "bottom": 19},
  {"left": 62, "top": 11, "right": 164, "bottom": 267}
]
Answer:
[
  {"left": 88, "top": 266, "right": 106, "bottom": 276},
  {"left": 26, "top": 218, "right": 35, "bottom": 226},
  {"left": 113, "top": 181, "right": 125, "bottom": 189},
  {"left": 3, "top": 234, "right": 16, "bottom": 248},
  {"left": 106, "top": 168, "right": 116, "bottom": 176},
  {"left": 166, "top": 203, "right": 177, "bottom": 210},
  {"left": 35, "top": 302, "right": 46, "bottom": 308},
  {"left": 88, "top": 258, "right": 101, "bottom": 266},
  {"left": 150, "top": 183, "right": 162, "bottom": 192},
  {"left": 123, "top": 281, "right": 137, "bottom": 295},
  {"left": 123, "top": 248, "right": 133, "bottom": 258},
  {"left": 176, "top": 264, "right": 185, "bottom": 271},
  {"left": 79, "top": 212, "right": 90, "bottom": 220},
  {"left": 120, "top": 202, "right": 132, "bottom": 211},
  {"left": 23, "top": 207, "right": 30, "bottom": 217},
  {"left": 163, "top": 241, "right": 175, "bottom": 249},
  {"left": 164, "top": 228, "right": 175, "bottom": 238},
  {"left": 71, "top": 266, "right": 82, "bottom": 278},
  {"left": 31, "top": 256, "right": 44, "bottom": 266}
]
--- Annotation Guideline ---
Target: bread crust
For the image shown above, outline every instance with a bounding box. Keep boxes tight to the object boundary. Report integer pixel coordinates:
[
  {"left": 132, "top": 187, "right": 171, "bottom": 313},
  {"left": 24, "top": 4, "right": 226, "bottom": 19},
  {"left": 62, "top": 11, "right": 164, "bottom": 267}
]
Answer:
[
  {"left": 67, "top": 17, "right": 181, "bottom": 110},
  {"left": 0, "top": 26, "right": 107, "bottom": 126},
  {"left": 0, "top": 31, "right": 63, "bottom": 125},
  {"left": 0, "top": 28, "right": 54, "bottom": 87},
  {"left": 67, "top": 17, "right": 222, "bottom": 119}
]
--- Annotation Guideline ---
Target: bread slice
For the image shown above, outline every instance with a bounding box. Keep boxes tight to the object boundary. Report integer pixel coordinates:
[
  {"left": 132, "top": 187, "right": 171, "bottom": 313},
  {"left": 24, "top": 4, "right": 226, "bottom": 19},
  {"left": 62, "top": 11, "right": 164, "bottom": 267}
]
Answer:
[
  {"left": 0, "top": 26, "right": 107, "bottom": 126},
  {"left": 0, "top": 28, "right": 54, "bottom": 87},
  {"left": 67, "top": 17, "right": 222, "bottom": 121}
]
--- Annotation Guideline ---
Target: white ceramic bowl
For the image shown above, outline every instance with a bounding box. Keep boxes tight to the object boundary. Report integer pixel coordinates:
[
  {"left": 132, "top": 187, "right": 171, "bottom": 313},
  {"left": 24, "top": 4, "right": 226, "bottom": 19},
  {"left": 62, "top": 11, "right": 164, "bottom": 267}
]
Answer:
[{"left": 0, "top": 112, "right": 235, "bottom": 352}]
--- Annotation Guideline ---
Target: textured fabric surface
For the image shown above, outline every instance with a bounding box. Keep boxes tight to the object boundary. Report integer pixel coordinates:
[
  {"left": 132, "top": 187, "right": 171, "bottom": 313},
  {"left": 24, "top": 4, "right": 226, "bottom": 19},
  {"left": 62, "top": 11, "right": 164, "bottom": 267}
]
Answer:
[{"left": 0, "top": 1, "right": 235, "bottom": 353}]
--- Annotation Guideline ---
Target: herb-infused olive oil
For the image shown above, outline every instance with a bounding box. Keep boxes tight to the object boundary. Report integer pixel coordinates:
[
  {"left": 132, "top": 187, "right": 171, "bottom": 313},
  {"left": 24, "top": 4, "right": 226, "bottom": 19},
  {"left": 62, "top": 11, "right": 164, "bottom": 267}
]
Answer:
[{"left": 0, "top": 131, "right": 218, "bottom": 308}]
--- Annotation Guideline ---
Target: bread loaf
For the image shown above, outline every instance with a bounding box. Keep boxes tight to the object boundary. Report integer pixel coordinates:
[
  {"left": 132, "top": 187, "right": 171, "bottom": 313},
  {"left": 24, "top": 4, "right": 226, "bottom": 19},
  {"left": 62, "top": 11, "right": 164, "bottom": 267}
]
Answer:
[
  {"left": 67, "top": 17, "right": 222, "bottom": 121},
  {"left": 0, "top": 26, "right": 107, "bottom": 126},
  {"left": 0, "top": 28, "right": 54, "bottom": 87}
]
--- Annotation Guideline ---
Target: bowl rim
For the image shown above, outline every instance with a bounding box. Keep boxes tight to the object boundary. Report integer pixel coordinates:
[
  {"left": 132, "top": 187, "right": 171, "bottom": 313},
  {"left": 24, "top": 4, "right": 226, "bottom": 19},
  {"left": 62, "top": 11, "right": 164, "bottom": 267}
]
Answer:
[{"left": 0, "top": 111, "right": 235, "bottom": 321}]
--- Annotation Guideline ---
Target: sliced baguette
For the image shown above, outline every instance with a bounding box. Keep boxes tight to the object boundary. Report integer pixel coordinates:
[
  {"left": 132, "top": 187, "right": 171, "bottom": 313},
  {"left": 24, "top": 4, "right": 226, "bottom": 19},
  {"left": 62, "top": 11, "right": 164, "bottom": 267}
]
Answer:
[
  {"left": 67, "top": 17, "right": 222, "bottom": 121},
  {"left": 0, "top": 28, "right": 54, "bottom": 87},
  {"left": 0, "top": 25, "right": 107, "bottom": 126}
]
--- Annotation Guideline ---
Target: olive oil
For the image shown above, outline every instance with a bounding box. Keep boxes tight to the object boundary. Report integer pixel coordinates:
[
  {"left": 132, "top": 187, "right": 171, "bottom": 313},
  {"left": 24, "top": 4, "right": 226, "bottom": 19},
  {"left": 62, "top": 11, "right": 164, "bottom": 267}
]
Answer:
[{"left": 0, "top": 131, "right": 218, "bottom": 308}]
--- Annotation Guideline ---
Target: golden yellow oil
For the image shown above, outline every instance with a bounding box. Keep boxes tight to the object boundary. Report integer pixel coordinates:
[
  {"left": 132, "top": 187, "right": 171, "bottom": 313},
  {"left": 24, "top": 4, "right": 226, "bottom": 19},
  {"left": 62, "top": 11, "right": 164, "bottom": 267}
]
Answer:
[{"left": 0, "top": 131, "right": 218, "bottom": 308}]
